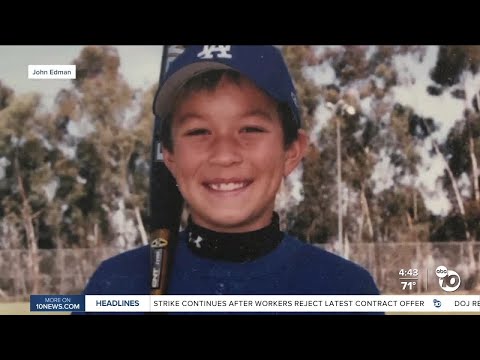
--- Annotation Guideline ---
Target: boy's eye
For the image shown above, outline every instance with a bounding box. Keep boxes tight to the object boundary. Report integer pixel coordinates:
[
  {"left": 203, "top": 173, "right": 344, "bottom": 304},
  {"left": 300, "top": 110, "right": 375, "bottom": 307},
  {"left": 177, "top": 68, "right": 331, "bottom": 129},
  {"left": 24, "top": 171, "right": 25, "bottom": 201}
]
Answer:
[
  {"left": 185, "top": 129, "right": 210, "bottom": 136},
  {"left": 240, "top": 127, "right": 265, "bottom": 133}
]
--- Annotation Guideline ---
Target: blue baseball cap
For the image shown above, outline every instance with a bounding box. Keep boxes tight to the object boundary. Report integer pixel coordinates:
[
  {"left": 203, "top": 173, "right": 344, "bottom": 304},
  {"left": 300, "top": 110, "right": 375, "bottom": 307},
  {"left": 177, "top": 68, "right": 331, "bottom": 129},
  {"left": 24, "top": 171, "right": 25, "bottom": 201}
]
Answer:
[{"left": 153, "top": 45, "right": 301, "bottom": 129}]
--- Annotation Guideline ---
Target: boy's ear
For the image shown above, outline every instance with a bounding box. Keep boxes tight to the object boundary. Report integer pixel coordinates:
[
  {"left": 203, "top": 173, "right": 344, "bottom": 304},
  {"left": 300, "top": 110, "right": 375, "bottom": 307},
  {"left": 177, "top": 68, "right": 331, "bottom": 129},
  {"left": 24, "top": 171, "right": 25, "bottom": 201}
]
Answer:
[
  {"left": 284, "top": 129, "right": 308, "bottom": 177},
  {"left": 162, "top": 147, "right": 176, "bottom": 177}
]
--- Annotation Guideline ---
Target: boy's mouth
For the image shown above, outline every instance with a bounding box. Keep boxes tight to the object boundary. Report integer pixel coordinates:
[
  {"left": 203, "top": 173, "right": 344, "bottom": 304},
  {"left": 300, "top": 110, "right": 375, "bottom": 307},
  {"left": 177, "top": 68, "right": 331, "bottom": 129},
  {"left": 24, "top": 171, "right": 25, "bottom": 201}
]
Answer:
[{"left": 202, "top": 179, "right": 253, "bottom": 192}]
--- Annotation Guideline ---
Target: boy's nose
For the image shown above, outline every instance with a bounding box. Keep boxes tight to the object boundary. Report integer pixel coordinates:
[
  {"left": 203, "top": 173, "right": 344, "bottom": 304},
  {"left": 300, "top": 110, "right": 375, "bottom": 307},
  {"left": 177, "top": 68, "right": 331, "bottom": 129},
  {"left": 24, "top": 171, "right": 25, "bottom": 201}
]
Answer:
[{"left": 208, "top": 135, "right": 243, "bottom": 166}]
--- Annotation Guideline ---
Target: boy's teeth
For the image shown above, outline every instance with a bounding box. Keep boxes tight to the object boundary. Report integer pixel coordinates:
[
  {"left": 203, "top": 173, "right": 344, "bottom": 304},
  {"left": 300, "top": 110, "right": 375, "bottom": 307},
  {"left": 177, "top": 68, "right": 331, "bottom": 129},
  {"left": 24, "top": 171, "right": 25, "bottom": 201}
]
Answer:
[{"left": 209, "top": 182, "right": 247, "bottom": 191}]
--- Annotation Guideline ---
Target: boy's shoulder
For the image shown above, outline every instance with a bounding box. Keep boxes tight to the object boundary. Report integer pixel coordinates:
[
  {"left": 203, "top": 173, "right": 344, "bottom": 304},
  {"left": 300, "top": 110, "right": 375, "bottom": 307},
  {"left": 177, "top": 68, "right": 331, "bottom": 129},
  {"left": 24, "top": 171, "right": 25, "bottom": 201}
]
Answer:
[
  {"left": 288, "top": 236, "right": 367, "bottom": 273},
  {"left": 99, "top": 245, "right": 150, "bottom": 273},
  {"left": 83, "top": 245, "right": 150, "bottom": 295},
  {"left": 283, "top": 234, "right": 380, "bottom": 294}
]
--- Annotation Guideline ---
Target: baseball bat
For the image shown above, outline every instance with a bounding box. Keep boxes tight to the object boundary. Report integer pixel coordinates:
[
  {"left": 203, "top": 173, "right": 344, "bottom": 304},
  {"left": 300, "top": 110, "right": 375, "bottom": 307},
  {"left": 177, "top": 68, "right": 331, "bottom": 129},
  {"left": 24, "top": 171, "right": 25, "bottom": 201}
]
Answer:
[{"left": 149, "top": 45, "right": 184, "bottom": 296}]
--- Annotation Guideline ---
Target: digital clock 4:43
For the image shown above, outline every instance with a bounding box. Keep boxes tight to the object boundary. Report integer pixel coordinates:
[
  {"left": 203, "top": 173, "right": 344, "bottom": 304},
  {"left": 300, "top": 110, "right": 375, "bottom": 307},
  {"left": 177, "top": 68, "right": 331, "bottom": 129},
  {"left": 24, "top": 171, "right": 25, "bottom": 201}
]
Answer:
[{"left": 399, "top": 269, "right": 418, "bottom": 277}]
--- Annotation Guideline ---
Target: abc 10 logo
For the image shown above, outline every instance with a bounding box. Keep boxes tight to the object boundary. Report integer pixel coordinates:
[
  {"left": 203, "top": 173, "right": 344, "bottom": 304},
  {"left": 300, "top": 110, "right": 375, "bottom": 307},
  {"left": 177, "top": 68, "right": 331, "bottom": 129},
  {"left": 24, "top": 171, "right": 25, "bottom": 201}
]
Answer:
[{"left": 435, "top": 265, "right": 461, "bottom": 292}]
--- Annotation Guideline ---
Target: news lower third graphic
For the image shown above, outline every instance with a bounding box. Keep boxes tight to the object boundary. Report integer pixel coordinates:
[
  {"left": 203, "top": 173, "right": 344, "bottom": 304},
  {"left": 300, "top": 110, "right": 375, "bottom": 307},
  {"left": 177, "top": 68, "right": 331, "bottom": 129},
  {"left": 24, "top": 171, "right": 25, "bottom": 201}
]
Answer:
[
  {"left": 28, "top": 295, "right": 480, "bottom": 313},
  {"left": 27, "top": 265, "right": 472, "bottom": 313},
  {"left": 30, "top": 295, "right": 85, "bottom": 312}
]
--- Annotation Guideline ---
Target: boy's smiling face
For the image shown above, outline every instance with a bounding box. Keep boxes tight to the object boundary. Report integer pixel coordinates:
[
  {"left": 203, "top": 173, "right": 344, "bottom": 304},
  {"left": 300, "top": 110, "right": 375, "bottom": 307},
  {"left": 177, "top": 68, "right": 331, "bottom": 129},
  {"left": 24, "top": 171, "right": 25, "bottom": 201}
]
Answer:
[{"left": 163, "top": 74, "right": 307, "bottom": 233}]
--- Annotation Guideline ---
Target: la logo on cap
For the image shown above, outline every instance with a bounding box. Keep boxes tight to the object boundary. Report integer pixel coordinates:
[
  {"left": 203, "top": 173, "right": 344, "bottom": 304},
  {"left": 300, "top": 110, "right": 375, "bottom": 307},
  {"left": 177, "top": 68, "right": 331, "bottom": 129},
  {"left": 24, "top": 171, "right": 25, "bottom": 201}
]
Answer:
[{"left": 197, "top": 46, "right": 232, "bottom": 59}]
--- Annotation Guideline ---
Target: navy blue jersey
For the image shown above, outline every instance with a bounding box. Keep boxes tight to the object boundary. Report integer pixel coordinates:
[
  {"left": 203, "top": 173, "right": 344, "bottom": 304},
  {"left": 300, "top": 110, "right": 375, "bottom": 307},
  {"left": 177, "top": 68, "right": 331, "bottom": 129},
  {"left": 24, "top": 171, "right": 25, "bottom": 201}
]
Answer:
[{"left": 79, "top": 232, "right": 381, "bottom": 314}]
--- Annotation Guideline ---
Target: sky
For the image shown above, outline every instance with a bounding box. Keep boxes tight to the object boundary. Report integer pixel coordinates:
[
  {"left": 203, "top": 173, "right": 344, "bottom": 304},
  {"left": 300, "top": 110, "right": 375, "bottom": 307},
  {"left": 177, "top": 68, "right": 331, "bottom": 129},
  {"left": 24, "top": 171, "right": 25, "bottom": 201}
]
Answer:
[{"left": 0, "top": 45, "right": 164, "bottom": 108}]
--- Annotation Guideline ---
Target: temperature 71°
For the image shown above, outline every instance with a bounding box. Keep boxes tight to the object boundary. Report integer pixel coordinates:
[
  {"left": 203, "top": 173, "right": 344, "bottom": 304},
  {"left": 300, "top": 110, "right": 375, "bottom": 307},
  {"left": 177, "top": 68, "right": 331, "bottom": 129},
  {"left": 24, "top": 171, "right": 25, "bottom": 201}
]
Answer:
[{"left": 401, "top": 281, "right": 416, "bottom": 290}]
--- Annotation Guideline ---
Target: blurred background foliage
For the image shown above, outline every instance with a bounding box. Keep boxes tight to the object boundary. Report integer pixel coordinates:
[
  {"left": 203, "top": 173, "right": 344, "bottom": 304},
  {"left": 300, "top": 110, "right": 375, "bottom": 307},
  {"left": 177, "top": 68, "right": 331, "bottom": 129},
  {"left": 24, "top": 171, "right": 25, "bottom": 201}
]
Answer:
[{"left": 1, "top": 45, "right": 480, "bottom": 253}]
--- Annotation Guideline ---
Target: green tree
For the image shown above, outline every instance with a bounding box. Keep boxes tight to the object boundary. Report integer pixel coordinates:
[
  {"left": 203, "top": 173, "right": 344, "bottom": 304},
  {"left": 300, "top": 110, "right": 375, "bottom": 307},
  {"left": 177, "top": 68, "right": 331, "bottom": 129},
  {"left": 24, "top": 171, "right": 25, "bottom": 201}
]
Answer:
[
  {"left": 286, "top": 46, "right": 429, "bottom": 248},
  {"left": 70, "top": 45, "right": 153, "bottom": 248},
  {"left": 0, "top": 91, "right": 58, "bottom": 293}
]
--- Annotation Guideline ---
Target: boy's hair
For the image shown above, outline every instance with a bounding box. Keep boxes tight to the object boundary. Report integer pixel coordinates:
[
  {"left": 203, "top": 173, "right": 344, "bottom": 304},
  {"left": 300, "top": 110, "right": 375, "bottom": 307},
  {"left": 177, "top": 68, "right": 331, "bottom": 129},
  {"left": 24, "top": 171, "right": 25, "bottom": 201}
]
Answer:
[{"left": 160, "top": 69, "right": 299, "bottom": 152}]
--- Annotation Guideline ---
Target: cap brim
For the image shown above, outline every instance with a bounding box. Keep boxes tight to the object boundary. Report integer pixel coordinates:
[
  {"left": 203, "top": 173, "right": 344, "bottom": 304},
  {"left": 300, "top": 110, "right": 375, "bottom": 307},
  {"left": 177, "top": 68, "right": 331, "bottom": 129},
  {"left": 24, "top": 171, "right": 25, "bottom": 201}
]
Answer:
[{"left": 153, "top": 61, "right": 232, "bottom": 119}]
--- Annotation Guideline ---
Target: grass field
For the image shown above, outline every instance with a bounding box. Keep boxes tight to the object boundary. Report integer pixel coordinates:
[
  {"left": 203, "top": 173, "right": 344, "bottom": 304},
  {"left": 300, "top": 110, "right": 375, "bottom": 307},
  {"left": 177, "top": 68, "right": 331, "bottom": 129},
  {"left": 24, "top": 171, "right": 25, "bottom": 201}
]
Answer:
[{"left": 0, "top": 302, "right": 70, "bottom": 315}]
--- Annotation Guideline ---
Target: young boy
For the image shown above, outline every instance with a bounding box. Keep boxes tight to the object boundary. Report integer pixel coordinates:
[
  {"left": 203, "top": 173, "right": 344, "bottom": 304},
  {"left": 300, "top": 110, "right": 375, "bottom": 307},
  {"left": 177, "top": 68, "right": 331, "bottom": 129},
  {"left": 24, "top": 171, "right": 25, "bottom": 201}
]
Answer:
[{"left": 82, "top": 46, "right": 380, "bottom": 304}]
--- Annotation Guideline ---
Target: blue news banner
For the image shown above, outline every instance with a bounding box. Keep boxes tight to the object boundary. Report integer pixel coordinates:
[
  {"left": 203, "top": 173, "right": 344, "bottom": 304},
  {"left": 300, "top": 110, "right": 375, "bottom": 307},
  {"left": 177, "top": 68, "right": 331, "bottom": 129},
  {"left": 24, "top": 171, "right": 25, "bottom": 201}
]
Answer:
[{"left": 30, "top": 295, "right": 85, "bottom": 312}]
